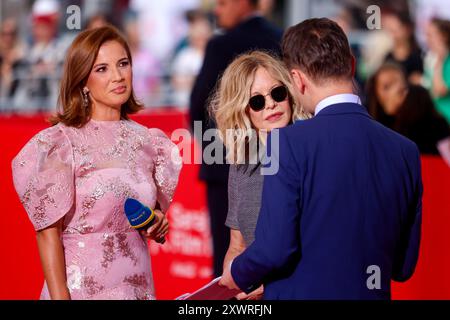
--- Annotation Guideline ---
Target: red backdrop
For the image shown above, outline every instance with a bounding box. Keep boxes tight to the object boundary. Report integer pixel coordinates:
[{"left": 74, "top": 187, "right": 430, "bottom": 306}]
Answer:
[{"left": 0, "top": 111, "right": 449, "bottom": 300}]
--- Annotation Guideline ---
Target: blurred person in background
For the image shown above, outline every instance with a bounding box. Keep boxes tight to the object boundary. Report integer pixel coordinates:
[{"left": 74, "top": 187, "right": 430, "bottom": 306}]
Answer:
[
  {"left": 189, "top": 0, "right": 283, "bottom": 278},
  {"left": 367, "top": 63, "right": 450, "bottom": 166},
  {"left": 257, "top": 0, "right": 274, "bottom": 19},
  {"left": 423, "top": 17, "right": 450, "bottom": 125},
  {"left": 415, "top": 0, "right": 450, "bottom": 47},
  {"left": 124, "top": 14, "right": 162, "bottom": 107},
  {"left": 86, "top": 13, "right": 110, "bottom": 30},
  {"left": 210, "top": 51, "right": 309, "bottom": 300},
  {"left": 13, "top": 0, "right": 67, "bottom": 112},
  {"left": 360, "top": 29, "right": 393, "bottom": 82},
  {"left": 171, "top": 11, "right": 212, "bottom": 108},
  {"left": 332, "top": 6, "right": 365, "bottom": 96},
  {"left": 171, "top": 9, "right": 211, "bottom": 61},
  {"left": 0, "top": 18, "right": 26, "bottom": 110},
  {"left": 129, "top": 0, "right": 201, "bottom": 66},
  {"left": 383, "top": 10, "right": 424, "bottom": 85}
]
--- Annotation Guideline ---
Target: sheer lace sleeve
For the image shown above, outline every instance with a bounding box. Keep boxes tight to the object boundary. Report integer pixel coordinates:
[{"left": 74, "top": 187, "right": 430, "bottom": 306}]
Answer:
[
  {"left": 11, "top": 124, "right": 75, "bottom": 231},
  {"left": 148, "top": 128, "right": 182, "bottom": 213}
]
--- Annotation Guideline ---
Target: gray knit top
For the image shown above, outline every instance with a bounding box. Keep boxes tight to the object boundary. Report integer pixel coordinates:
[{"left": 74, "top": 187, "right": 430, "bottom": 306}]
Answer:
[{"left": 225, "top": 163, "right": 264, "bottom": 246}]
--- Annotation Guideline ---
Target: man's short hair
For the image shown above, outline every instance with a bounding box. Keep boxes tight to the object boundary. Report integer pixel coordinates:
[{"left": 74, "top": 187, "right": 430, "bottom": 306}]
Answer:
[{"left": 282, "top": 18, "right": 353, "bottom": 84}]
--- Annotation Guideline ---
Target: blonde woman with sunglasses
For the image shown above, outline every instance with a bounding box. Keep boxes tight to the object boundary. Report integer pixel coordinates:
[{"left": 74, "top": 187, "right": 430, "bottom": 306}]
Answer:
[{"left": 210, "top": 51, "right": 309, "bottom": 300}]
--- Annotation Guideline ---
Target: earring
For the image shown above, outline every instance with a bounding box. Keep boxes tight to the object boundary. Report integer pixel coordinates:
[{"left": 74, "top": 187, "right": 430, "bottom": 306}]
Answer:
[{"left": 82, "top": 88, "right": 89, "bottom": 107}]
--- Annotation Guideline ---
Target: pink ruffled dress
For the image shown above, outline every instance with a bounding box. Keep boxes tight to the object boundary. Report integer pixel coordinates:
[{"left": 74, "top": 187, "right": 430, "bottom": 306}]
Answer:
[{"left": 11, "top": 119, "right": 182, "bottom": 300}]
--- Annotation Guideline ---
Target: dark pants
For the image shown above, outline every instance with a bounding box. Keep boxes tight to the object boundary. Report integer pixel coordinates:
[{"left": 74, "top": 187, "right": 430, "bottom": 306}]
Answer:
[{"left": 206, "top": 181, "right": 230, "bottom": 278}]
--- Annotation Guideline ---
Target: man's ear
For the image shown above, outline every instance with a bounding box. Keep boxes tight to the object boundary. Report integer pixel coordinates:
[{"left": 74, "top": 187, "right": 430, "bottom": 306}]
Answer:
[{"left": 291, "top": 69, "right": 306, "bottom": 95}]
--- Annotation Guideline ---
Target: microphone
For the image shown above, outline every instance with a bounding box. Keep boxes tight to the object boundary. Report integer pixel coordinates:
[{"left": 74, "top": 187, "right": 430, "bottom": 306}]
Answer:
[{"left": 124, "top": 198, "right": 165, "bottom": 243}]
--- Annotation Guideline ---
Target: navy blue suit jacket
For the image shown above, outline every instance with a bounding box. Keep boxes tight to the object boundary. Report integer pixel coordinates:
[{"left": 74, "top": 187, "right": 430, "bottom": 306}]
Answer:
[
  {"left": 231, "top": 102, "right": 423, "bottom": 300},
  {"left": 189, "top": 16, "right": 282, "bottom": 183}
]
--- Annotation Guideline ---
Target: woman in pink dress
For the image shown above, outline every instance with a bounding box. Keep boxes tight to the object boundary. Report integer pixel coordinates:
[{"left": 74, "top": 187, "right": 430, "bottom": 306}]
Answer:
[{"left": 11, "top": 25, "right": 182, "bottom": 300}]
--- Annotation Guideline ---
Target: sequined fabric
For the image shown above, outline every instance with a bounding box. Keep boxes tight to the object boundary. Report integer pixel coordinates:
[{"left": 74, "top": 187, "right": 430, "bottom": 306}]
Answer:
[{"left": 11, "top": 119, "right": 182, "bottom": 300}]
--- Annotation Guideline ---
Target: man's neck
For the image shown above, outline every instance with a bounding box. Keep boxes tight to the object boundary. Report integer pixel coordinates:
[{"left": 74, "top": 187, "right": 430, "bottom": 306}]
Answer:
[{"left": 311, "top": 81, "right": 355, "bottom": 110}]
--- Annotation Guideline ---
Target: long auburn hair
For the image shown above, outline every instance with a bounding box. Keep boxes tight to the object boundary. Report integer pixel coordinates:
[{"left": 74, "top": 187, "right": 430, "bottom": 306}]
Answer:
[{"left": 50, "top": 25, "right": 143, "bottom": 127}]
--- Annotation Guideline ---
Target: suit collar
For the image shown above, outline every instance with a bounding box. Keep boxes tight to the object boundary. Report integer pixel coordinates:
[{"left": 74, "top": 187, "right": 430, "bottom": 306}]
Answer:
[
  {"left": 314, "top": 94, "right": 361, "bottom": 115},
  {"left": 315, "top": 102, "right": 372, "bottom": 119}
]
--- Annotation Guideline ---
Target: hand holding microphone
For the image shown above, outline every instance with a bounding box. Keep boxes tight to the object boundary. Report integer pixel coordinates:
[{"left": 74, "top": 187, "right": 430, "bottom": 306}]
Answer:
[
  {"left": 142, "top": 209, "right": 168, "bottom": 244},
  {"left": 124, "top": 198, "right": 169, "bottom": 244}
]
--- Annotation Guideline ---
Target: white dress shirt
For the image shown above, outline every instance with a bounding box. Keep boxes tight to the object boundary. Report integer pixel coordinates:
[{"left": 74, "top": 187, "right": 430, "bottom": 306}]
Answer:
[{"left": 314, "top": 93, "right": 362, "bottom": 116}]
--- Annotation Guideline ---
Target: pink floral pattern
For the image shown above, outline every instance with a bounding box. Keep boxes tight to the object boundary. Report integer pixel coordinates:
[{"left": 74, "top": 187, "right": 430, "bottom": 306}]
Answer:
[{"left": 11, "top": 119, "right": 182, "bottom": 300}]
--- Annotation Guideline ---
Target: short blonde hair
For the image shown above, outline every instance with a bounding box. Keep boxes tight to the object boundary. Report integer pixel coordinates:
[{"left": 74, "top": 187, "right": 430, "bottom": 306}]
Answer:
[{"left": 209, "top": 50, "right": 308, "bottom": 164}]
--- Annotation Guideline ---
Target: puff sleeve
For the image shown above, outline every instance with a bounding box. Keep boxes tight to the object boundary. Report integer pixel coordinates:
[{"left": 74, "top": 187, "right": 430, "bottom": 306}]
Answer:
[
  {"left": 148, "top": 128, "right": 182, "bottom": 213},
  {"left": 11, "top": 124, "right": 75, "bottom": 231}
]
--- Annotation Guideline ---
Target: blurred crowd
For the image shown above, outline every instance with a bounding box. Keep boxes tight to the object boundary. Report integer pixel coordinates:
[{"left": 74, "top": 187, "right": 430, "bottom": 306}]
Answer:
[
  {"left": 0, "top": 0, "right": 449, "bottom": 161},
  {"left": 337, "top": 6, "right": 450, "bottom": 163},
  {"left": 0, "top": 0, "right": 216, "bottom": 112}
]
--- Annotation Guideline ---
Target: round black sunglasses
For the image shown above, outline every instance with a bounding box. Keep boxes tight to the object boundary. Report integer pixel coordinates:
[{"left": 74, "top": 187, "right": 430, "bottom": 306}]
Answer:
[{"left": 248, "top": 85, "right": 288, "bottom": 111}]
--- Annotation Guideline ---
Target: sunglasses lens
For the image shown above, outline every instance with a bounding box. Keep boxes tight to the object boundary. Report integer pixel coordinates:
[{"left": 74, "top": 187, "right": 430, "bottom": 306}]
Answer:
[
  {"left": 271, "top": 86, "right": 288, "bottom": 102},
  {"left": 248, "top": 86, "right": 287, "bottom": 111},
  {"left": 249, "top": 95, "right": 265, "bottom": 111}
]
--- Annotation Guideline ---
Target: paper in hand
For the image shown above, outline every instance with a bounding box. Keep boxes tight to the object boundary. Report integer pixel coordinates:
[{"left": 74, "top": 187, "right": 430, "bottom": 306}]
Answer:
[{"left": 176, "top": 277, "right": 241, "bottom": 300}]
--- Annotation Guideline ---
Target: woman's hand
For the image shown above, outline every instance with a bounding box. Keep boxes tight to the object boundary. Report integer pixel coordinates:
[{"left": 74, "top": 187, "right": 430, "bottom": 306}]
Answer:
[{"left": 139, "top": 210, "right": 168, "bottom": 244}]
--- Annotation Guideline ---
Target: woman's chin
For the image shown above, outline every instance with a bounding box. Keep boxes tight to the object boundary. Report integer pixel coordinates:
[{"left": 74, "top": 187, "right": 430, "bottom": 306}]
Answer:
[
  {"left": 108, "top": 94, "right": 131, "bottom": 107},
  {"left": 108, "top": 99, "right": 129, "bottom": 109},
  {"left": 265, "top": 119, "right": 290, "bottom": 131}
]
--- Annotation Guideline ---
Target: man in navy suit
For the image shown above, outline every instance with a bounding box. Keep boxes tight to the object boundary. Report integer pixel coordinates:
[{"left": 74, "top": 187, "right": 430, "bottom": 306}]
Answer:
[
  {"left": 220, "top": 18, "right": 422, "bottom": 299},
  {"left": 189, "top": 0, "right": 283, "bottom": 277}
]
